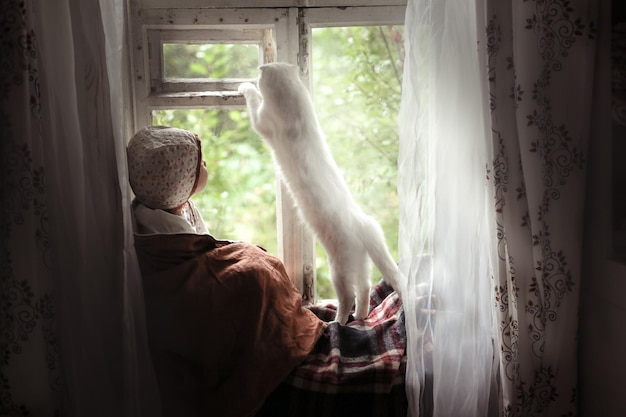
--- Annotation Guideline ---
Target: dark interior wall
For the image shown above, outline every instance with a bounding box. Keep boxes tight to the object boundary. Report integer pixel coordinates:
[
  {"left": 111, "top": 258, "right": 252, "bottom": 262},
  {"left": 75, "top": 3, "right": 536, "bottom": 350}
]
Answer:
[
  {"left": 612, "top": 0, "right": 626, "bottom": 260},
  {"left": 579, "top": 1, "right": 626, "bottom": 416}
]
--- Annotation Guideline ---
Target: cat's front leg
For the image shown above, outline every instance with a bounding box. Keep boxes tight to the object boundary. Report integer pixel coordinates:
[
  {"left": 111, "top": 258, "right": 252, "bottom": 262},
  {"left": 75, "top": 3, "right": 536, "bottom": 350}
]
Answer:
[
  {"left": 238, "top": 82, "right": 262, "bottom": 110},
  {"left": 239, "top": 82, "right": 272, "bottom": 137}
]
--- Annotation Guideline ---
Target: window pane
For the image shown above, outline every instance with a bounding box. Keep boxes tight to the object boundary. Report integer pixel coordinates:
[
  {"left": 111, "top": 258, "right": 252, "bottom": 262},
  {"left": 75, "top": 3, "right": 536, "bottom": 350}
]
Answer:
[
  {"left": 163, "top": 43, "right": 260, "bottom": 79},
  {"left": 152, "top": 109, "right": 277, "bottom": 254},
  {"left": 312, "top": 26, "right": 404, "bottom": 300}
]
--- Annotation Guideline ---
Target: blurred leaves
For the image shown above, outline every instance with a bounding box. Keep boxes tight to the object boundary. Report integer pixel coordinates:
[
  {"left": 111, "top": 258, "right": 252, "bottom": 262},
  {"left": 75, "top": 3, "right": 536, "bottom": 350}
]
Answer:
[{"left": 163, "top": 43, "right": 260, "bottom": 79}]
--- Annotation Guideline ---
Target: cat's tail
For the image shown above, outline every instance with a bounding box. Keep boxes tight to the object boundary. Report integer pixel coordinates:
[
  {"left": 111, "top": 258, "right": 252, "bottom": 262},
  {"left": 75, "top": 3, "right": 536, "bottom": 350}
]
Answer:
[{"left": 356, "top": 214, "right": 402, "bottom": 298}]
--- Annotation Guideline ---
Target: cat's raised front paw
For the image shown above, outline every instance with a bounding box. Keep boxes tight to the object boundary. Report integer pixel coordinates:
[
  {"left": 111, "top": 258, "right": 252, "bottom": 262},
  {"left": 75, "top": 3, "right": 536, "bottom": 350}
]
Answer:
[{"left": 238, "top": 82, "right": 258, "bottom": 97}]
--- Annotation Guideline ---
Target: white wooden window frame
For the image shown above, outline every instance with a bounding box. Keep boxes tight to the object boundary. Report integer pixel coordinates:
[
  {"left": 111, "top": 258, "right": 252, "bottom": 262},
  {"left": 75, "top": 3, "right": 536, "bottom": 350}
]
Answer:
[
  {"left": 129, "top": 3, "right": 405, "bottom": 300},
  {"left": 148, "top": 28, "right": 274, "bottom": 93}
]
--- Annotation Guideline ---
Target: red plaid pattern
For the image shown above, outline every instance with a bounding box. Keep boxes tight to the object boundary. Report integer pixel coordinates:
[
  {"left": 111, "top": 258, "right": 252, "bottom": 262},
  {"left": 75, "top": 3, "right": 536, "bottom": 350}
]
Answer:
[{"left": 255, "top": 281, "right": 410, "bottom": 417}]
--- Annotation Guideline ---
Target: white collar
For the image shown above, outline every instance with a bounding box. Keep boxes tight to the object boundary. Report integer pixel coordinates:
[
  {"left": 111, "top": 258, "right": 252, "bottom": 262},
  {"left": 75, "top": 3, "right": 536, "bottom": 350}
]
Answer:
[{"left": 133, "top": 201, "right": 209, "bottom": 235}]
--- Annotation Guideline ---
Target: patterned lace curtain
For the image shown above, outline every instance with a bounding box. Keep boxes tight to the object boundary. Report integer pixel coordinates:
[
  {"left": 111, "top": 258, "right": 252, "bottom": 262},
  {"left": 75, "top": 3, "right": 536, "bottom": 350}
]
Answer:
[
  {"left": 399, "top": 0, "right": 598, "bottom": 416},
  {"left": 486, "top": 1, "right": 597, "bottom": 415},
  {"left": 1, "top": 0, "right": 159, "bottom": 415}
]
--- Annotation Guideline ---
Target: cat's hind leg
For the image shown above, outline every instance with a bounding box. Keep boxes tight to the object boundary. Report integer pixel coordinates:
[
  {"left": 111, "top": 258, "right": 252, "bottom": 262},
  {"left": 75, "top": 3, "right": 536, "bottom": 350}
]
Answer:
[
  {"left": 353, "top": 276, "right": 371, "bottom": 321},
  {"left": 329, "top": 249, "right": 371, "bottom": 324},
  {"left": 328, "top": 250, "right": 357, "bottom": 325},
  {"left": 357, "top": 214, "right": 402, "bottom": 297},
  {"left": 352, "top": 249, "right": 372, "bottom": 321},
  {"left": 332, "top": 272, "right": 355, "bottom": 325}
]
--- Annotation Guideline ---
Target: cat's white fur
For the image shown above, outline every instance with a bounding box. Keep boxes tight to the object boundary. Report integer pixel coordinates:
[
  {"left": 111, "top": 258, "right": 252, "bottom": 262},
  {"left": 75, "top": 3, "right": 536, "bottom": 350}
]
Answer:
[{"left": 238, "top": 62, "right": 400, "bottom": 324}]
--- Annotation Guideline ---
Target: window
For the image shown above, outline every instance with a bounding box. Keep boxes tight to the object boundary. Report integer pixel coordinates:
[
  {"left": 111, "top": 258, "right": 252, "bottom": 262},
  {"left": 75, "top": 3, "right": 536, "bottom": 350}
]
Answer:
[{"left": 130, "top": 2, "right": 406, "bottom": 301}]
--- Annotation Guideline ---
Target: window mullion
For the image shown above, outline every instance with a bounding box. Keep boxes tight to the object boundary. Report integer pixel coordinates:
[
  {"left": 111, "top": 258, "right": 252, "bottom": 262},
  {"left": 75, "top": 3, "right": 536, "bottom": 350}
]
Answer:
[{"left": 274, "top": 8, "right": 316, "bottom": 300}]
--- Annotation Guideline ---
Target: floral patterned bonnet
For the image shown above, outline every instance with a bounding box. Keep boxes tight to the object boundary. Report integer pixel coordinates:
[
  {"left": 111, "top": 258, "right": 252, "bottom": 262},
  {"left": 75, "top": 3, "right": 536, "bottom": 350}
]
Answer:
[{"left": 127, "top": 126, "right": 202, "bottom": 210}]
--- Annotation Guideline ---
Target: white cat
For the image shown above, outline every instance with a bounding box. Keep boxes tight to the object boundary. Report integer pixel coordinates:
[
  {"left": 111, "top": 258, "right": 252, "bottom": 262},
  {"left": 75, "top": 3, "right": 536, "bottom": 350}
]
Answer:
[{"left": 238, "top": 62, "right": 400, "bottom": 324}]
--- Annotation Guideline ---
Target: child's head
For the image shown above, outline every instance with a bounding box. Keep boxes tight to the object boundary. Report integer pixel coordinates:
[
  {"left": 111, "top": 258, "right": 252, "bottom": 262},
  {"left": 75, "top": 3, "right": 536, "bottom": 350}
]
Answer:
[{"left": 127, "top": 126, "right": 207, "bottom": 210}]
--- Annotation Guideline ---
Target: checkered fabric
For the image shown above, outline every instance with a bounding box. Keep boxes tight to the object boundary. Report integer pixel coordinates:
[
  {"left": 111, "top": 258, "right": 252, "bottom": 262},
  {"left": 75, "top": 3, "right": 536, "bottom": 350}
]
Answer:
[{"left": 256, "top": 281, "right": 417, "bottom": 417}]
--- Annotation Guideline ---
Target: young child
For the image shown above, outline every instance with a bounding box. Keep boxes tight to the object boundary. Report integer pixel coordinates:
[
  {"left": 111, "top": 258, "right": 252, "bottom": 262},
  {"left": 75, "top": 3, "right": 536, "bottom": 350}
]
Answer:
[
  {"left": 127, "top": 125, "right": 209, "bottom": 234},
  {"left": 128, "top": 128, "right": 326, "bottom": 417}
]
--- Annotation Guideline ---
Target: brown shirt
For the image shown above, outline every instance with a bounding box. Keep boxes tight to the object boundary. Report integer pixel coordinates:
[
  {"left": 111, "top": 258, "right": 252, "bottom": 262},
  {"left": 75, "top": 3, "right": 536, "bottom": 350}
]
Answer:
[{"left": 134, "top": 233, "right": 326, "bottom": 417}]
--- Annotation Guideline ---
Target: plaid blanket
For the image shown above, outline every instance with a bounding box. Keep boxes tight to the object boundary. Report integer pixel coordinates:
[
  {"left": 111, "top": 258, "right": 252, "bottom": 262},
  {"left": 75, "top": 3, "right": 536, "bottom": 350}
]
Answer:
[{"left": 256, "top": 281, "right": 409, "bottom": 417}]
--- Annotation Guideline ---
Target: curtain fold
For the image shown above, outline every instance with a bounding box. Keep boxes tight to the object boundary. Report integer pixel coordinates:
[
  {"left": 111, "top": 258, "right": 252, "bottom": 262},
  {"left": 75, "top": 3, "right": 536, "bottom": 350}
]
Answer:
[
  {"left": 400, "top": 0, "right": 598, "bottom": 416},
  {"left": 399, "top": 1, "right": 496, "bottom": 416},
  {"left": 1, "top": 0, "right": 159, "bottom": 415},
  {"left": 98, "top": 0, "right": 161, "bottom": 412}
]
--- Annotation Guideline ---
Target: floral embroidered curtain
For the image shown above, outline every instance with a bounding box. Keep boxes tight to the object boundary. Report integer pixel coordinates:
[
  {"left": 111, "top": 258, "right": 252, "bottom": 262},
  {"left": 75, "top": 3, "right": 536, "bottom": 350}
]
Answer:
[
  {"left": 399, "top": 0, "right": 598, "bottom": 416},
  {"left": 486, "top": 1, "right": 597, "bottom": 415},
  {"left": 1, "top": 0, "right": 158, "bottom": 415}
]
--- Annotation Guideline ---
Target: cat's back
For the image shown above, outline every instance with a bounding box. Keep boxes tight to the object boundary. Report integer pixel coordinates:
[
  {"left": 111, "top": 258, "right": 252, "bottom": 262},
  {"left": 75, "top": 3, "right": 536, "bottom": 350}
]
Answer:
[
  {"left": 258, "top": 63, "right": 332, "bottom": 168},
  {"left": 257, "top": 63, "right": 358, "bottom": 214}
]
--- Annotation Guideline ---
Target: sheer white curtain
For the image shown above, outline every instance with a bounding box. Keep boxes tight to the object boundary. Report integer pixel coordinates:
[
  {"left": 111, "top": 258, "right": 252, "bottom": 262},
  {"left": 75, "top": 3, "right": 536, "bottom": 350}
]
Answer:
[
  {"left": 399, "top": 0, "right": 598, "bottom": 416},
  {"left": 1, "top": 0, "right": 158, "bottom": 415},
  {"left": 398, "top": 0, "right": 496, "bottom": 416}
]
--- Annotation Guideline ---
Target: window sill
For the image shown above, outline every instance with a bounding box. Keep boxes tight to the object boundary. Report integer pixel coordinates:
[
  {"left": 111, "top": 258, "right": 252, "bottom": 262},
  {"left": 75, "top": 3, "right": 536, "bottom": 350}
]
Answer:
[{"left": 147, "top": 91, "right": 246, "bottom": 107}]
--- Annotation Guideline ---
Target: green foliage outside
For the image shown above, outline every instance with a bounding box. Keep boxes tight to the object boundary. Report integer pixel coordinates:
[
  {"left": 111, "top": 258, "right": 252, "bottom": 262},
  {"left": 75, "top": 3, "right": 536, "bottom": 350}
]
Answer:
[
  {"left": 154, "top": 27, "right": 404, "bottom": 300},
  {"left": 163, "top": 43, "right": 260, "bottom": 79}
]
